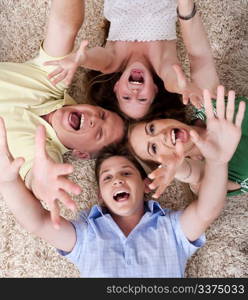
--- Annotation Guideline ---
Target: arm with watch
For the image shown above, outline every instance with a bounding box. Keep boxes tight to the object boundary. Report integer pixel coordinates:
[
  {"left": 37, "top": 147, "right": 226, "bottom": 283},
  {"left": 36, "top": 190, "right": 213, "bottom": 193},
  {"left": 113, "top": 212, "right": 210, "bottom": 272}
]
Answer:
[{"left": 177, "top": 0, "right": 220, "bottom": 99}]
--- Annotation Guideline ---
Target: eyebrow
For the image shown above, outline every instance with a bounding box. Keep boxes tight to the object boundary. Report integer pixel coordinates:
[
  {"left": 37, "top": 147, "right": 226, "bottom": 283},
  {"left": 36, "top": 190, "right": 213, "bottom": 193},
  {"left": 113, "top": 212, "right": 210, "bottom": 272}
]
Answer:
[
  {"left": 100, "top": 165, "right": 135, "bottom": 177},
  {"left": 100, "top": 169, "right": 110, "bottom": 176},
  {"left": 144, "top": 124, "right": 152, "bottom": 157},
  {"left": 147, "top": 142, "right": 152, "bottom": 157},
  {"left": 145, "top": 123, "right": 149, "bottom": 135},
  {"left": 138, "top": 99, "right": 147, "bottom": 103}
]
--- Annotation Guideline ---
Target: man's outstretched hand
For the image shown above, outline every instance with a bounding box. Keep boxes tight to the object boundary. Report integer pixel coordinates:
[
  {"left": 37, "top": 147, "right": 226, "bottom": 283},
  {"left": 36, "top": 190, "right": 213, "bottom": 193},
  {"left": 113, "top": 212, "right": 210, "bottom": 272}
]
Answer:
[{"left": 31, "top": 125, "right": 82, "bottom": 229}]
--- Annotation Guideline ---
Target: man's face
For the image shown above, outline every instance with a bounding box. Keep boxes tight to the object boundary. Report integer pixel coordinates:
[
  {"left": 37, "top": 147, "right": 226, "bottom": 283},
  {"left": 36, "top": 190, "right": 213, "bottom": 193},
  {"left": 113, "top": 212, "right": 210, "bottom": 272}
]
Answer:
[
  {"left": 98, "top": 156, "right": 146, "bottom": 218},
  {"left": 51, "top": 104, "right": 125, "bottom": 155}
]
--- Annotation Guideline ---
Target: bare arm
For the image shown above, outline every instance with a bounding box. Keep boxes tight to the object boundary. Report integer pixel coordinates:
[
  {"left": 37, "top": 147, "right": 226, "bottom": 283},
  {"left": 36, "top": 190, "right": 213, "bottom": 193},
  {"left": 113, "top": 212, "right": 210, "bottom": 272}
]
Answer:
[
  {"left": 44, "top": 41, "right": 116, "bottom": 85},
  {"left": 43, "top": 0, "right": 85, "bottom": 57},
  {"left": 175, "top": 158, "right": 204, "bottom": 185},
  {"left": 1, "top": 177, "right": 76, "bottom": 252},
  {"left": 0, "top": 118, "right": 76, "bottom": 252},
  {"left": 180, "top": 86, "right": 245, "bottom": 241},
  {"left": 178, "top": 0, "right": 219, "bottom": 95},
  {"left": 180, "top": 160, "right": 227, "bottom": 242}
]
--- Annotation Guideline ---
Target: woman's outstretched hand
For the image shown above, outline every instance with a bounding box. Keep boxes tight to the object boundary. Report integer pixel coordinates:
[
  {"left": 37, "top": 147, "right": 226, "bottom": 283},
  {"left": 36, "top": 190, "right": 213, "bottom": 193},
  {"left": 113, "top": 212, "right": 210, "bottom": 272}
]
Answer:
[
  {"left": 44, "top": 40, "right": 89, "bottom": 86},
  {"left": 148, "top": 141, "right": 185, "bottom": 199},
  {"left": 190, "top": 86, "right": 245, "bottom": 164},
  {"left": 173, "top": 64, "right": 204, "bottom": 109}
]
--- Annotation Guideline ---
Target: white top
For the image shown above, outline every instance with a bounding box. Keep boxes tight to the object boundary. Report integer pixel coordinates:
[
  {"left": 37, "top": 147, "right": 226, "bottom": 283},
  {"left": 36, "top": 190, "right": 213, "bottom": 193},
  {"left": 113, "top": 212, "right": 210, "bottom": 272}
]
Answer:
[{"left": 104, "top": 0, "right": 177, "bottom": 42}]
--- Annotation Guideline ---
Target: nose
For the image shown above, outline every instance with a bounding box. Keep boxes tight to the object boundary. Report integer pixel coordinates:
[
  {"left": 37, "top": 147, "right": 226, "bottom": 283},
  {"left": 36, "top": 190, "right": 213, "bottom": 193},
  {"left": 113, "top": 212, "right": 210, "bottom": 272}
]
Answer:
[
  {"left": 89, "top": 114, "right": 102, "bottom": 128},
  {"left": 131, "top": 89, "right": 139, "bottom": 95},
  {"left": 129, "top": 83, "right": 141, "bottom": 93},
  {"left": 112, "top": 177, "right": 124, "bottom": 186},
  {"left": 158, "top": 132, "right": 167, "bottom": 145}
]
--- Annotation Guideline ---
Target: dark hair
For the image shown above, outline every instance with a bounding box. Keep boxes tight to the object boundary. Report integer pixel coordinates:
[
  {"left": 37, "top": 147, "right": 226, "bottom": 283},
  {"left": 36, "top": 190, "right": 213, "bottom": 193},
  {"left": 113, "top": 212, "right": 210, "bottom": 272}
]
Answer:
[
  {"left": 95, "top": 143, "right": 147, "bottom": 184},
  {"left": 85, "top": 20, "right": 186, "bottom": 122},
  {"left": 85, "top": 70, "right": 186, "bottom": 122}
]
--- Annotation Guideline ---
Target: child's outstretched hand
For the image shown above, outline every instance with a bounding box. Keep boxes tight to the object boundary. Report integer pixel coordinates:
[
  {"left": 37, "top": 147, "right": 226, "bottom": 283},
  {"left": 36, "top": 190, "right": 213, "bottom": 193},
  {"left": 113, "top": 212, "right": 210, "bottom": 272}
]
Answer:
[
  {"left": 44, "top": 40, "right": 89, "bottom": 86},
  {"left": 173, "top": 64, "right": 203, "bottom": 109},
  {"left": 148, "top": 141, "right": 185, "bottom": 199},
  {"left": 31, "top": 125, "right": 82, "bottom": 229},
  {"left": 190, "top": 86, "right": 245, "bottom": 164},
  {"left": 0, "top": 117, "right": 24, "bottom": 185}
]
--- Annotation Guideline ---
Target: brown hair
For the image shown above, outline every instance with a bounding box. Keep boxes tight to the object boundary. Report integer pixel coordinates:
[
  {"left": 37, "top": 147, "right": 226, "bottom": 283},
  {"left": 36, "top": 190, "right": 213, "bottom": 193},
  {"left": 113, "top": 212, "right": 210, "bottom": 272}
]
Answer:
[
  {"left": 95, "top": 143, "right": 147, "bottom": 185},
  {"left": 85, "top": 70, "right": 186, "bottom": 122},
  {"left": 85, "top": 20, "right": 187, "bottom": 122}
]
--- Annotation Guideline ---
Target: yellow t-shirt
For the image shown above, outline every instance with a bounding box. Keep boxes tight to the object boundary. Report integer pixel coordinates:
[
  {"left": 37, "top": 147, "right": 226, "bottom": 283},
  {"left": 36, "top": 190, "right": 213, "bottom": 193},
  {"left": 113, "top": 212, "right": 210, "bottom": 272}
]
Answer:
[{"left": 0, "top": 47, "right": 77, "bottom": 179}]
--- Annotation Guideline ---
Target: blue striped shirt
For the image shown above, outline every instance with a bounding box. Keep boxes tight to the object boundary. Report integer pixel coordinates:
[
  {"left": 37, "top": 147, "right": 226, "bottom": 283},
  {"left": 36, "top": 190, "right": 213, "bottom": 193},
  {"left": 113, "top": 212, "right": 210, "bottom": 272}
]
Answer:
[{"left": 58, "top": 200, "right": 205, "bottom": 277}]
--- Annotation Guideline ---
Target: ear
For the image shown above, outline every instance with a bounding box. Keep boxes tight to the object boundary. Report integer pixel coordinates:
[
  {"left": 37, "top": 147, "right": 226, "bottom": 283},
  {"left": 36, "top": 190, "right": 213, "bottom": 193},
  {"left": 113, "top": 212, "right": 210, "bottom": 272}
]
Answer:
[
  {"left": 72, "top": 149, "right": 91, "bottom": 160},
  {"left": 144, "top": 177, "right": 152, "bottom": 194},
  {"left": 114, "top": 80, "right": 119, "bottom": 92}
]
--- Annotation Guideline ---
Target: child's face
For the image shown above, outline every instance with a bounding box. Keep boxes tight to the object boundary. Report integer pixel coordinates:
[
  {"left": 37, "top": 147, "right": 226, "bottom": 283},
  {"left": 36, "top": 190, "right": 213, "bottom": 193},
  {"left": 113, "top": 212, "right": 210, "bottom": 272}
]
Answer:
[
  {"left": 50, "top": 104, "right": 124, "bottom": 155},
  {"left": 98, "top": 156, "right": 147, "bottom": 218},
  {"left": 114, "top": 63, "right": 158, "bottom": 119},
  {"left": 129, "top": 119, "right": 195, "bottom": 163}
]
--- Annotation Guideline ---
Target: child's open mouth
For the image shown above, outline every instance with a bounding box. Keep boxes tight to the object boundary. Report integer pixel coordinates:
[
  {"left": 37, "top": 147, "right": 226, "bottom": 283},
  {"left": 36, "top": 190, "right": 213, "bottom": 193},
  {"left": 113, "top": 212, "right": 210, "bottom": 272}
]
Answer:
[
  {"left": 171, "top": 128, "right": 189, "bottom": 145},
  {"left": 68, "top": 112, "right": 85, "bottom": 130},
  {"left": 113, "top": 191, "right": 130, "bottom": 202},
  {"left": 129, "top": 69, "right": 144, "bottom": 85}
]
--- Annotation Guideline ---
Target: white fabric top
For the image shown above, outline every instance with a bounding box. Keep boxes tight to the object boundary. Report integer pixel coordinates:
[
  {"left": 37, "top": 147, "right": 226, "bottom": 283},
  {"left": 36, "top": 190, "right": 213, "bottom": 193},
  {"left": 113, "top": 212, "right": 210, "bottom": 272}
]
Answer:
[{"left": 104, "top": 0, "right": 177, "bottom": 42}]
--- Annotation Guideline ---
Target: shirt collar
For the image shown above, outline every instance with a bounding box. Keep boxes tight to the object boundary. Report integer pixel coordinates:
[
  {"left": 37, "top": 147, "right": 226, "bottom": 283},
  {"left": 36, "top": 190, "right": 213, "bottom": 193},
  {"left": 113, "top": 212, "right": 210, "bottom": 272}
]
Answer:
[
  {"left": 88, "top": 200, "right": 165, "bottom": 220},
  {"left": 88, "top": 204, "right": 106, "bottom": 219},
  {"left": 145, "top": 200, "right": 166, "bottom": 216}
]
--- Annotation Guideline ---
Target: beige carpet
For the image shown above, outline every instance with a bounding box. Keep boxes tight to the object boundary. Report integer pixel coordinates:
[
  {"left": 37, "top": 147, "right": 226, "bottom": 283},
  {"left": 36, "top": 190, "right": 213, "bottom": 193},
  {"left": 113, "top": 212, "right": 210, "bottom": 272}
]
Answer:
[{"left": 0, "top": 0, "right": 247, "bottom": 277}]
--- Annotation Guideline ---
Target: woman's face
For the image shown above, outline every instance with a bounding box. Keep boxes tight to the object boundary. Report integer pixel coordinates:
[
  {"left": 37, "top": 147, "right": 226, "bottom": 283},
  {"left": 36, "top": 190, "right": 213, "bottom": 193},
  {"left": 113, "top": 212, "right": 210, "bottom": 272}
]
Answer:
[
  {"left": 114, "top": 62, "right": 158, "bottom": 119},
  {"left": 129, "top": 119, "right": 195, "bottom": 163}
]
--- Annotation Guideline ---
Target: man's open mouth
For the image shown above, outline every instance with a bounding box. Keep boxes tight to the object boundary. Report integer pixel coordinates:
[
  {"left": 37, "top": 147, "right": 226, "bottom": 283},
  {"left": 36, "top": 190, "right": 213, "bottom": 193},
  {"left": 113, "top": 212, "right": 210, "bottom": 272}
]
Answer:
[
  {"left": 171, "top": 128, "right": 189, "bottom": 145},
  {"left": 68, "top": 112, "right": 85, "bottom": 130},
  {"left": 113, "top": 191, "right": 130, "bottom": 202},
  {"left": 128, "top": 69, "right": 144, "bottom": 85}
]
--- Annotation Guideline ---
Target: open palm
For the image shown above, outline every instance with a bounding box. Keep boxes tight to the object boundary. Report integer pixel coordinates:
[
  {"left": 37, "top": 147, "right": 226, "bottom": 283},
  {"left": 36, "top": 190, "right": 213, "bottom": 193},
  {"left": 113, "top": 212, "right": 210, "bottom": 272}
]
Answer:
[
  {"left": 44, "top": 40, "right": 89, "bottom": 86},
  {"left": 190, "top": 87, "right": 245, "bottom": 164}
]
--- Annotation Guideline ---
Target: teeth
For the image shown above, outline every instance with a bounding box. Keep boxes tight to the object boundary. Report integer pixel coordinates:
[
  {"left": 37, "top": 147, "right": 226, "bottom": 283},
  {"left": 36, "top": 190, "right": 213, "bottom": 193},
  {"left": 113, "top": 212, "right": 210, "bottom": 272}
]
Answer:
[
  {"left": 80, "top": 113, "right": 85, "bottom": 129},
  {"left": 114, "top": 190, "right": 126, "bottom": 197},
  {"left": 171, "top": 130, "right": 176, "bottom": 145},
  {"left": 130, "top": 81, "right": 143, "bottom": 85}
]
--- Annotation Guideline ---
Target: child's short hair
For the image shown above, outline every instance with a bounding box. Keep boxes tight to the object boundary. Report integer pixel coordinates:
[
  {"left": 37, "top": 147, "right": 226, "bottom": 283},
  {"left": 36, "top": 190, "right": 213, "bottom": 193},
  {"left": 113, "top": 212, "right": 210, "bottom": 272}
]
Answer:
[{"left": 95, "top": 143, "right": 147, "bottom": 184}]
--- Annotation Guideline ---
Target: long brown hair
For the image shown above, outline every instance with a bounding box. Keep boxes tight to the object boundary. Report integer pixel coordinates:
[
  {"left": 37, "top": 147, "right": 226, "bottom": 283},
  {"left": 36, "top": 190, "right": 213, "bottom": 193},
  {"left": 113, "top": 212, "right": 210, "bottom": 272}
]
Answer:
[
  {"left": 85, "top": 19, "right": 186, "bottom": 121},
  {"left": 85, "top": 69, "right": 186, "bottom": 122}
]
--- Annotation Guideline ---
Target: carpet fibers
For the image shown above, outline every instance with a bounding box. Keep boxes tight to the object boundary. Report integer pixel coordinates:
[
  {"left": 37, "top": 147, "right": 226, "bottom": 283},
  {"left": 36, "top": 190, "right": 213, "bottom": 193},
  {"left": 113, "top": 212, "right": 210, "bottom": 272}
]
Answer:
[{"left": 0, "top": 0, "right": 247, "bottom": 277}]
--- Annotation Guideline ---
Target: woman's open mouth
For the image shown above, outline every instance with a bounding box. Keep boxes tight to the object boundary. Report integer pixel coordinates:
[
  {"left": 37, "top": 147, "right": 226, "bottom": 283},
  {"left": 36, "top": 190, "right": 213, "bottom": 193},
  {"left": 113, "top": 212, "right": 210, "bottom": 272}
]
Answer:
[
  {"left": 68, "top": 112, "right": 85, "bottom": 130},
  {"left": 129, "top": 69, "right": 144, "bottom": 85},
  {"left": 171, "top": 128, "right": 189, "bottom": 145}
]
